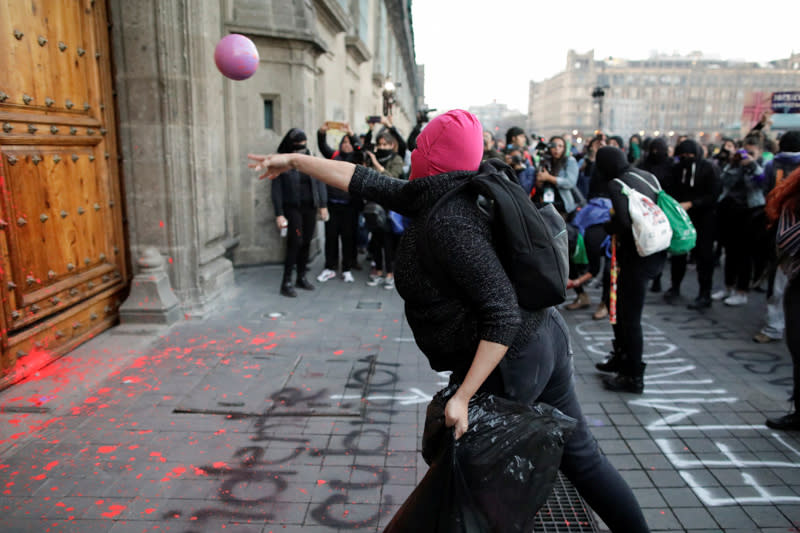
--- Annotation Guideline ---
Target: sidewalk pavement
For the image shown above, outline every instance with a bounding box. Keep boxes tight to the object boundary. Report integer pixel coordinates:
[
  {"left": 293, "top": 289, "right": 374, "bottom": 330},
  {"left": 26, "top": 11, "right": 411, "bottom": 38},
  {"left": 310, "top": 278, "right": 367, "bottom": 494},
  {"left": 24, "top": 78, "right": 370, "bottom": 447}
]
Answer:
[{"left": 1, "top": 257, "right": 799, "bottom": 533}]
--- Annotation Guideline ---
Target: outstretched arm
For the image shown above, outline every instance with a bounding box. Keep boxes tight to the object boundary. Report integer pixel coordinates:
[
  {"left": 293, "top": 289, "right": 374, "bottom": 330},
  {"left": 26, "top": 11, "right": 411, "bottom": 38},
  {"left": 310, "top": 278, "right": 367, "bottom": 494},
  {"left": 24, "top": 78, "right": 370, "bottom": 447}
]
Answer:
[{"left": 248, "top": 153, "right": 355, "bottom": 191}]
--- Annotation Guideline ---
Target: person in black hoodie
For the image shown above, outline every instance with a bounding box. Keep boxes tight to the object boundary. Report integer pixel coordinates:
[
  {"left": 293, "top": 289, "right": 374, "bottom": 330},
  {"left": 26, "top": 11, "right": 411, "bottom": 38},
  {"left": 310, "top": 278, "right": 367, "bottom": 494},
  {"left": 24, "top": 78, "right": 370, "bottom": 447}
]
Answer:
[
  {"left": 271, "top": 128, "right": 328, "bottom": 297},
  {"left": 663, "top": 140, "right": 721, "bottom": 309},
  {"left": 316, "top": 123, "right": 361, "bottom": 283},
  {"left": 636, "top": 137, "right": 674, "bottom": 294},
  {"left": 594, "top": 147, "right": 667, "bottom": 394}
]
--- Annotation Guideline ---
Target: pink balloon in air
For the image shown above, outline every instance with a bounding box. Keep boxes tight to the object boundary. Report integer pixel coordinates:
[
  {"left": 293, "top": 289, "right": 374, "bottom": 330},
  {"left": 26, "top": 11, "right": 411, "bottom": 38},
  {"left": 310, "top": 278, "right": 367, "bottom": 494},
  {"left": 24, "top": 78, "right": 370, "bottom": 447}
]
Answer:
[{"left": 214, "top": 34, "right": 259, "bottom": 80}]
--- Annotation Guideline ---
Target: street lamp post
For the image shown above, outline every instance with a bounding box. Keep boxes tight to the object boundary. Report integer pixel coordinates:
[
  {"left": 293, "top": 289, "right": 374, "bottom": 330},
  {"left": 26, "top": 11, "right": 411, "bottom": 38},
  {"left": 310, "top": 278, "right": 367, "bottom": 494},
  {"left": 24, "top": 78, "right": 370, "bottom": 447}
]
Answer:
[
  {"left": 382, "top": 76, "right": 396, "bottom": 116},
  {"left": 591, "top": 86, "right": 607, "bottom": 131}
]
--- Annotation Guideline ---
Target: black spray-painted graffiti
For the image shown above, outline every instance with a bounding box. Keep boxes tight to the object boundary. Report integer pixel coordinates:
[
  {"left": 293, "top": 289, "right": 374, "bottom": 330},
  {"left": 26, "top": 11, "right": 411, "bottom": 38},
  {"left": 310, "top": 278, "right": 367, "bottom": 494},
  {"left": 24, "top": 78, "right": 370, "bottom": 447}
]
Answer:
[
  {"left": 727, "top": 349, "right": 794, "bottom": 388},
  {"left": 163, "top": 354, "right": 402, "bottom": 531}
]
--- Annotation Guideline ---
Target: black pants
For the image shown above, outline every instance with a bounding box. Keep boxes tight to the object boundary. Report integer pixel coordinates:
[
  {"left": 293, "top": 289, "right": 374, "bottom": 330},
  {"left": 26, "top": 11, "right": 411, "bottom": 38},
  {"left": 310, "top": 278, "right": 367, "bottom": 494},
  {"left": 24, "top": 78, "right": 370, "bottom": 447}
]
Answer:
[
  {"left": 670, "top": 212, "right": 715, "bottom": 297},
  {"left": 283, "top": 205, "right": 317, "bottom": 279},
  {"left": 720, "top": 205, "right": 759, "bottom": 291},
  {"left": 613, "top": 250, "right": 666, "bottom": 375},
  {"left": 784, "top": 276, "right": 800, "bottom": 412},
  {"left": 463, "top": 309, "right": 649, "bottom": 532},
  {"left": 324, "top": 203, "right": 356, "bottom": 272},
  {"left": 370, "top": 228, "right": 397, "bottom": 274}
]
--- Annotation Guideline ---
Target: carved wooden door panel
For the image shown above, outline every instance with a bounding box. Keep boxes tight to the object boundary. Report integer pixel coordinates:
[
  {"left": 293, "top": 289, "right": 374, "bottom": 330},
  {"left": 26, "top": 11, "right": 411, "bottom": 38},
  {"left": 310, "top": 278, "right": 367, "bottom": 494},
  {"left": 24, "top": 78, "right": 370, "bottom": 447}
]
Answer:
[{"left": 0, "top": 0, "right": 128, "bottom": 389}]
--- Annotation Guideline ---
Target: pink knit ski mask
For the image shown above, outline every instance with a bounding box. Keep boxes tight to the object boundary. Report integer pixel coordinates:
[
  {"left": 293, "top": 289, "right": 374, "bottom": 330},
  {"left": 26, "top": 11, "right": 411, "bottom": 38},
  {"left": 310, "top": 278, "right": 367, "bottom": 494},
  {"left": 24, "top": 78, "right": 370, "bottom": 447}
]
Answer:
[{"left": 409, "top": 109, "right": 484, "bottom": 180}]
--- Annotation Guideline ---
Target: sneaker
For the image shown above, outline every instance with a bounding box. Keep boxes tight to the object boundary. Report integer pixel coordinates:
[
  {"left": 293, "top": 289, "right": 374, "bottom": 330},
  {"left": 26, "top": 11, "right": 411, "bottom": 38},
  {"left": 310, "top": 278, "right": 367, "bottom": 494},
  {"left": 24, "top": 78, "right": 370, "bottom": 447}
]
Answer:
[
  {"left": 723, "top": 292, "right": 748, "bottom": 306},
  {"left": 711, "top": 288, "right": 732, "bottom": 301},
  {"left": 687, "top": 295, "right": 712, "bottom": 310},
  {"left": 752, "top": 332, "right": 780, "bottom": 343},
  {"left": 383, "top": 277, "right": 395, "bottom": 290},
  {"left": 342, "top": 271, "right": 354, "bottom": 283},
  {"left": 317, "top": 269, "right": 337, "bottom": 282},
  {"left": 366, "top": 276, "right": 384, "bottom": 287},
  {"left": 592, "top": 304, "right": 608, "bottom": 320}
]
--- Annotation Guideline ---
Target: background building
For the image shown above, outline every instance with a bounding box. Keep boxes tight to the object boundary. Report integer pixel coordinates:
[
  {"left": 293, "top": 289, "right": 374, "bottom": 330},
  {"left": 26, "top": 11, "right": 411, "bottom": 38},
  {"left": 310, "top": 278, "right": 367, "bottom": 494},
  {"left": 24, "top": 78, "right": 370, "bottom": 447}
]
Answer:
[
  {"left": 529, "top": 49, "right": 800, "bottom": 142},
  {"left": 0, "top": 0, "right": 422, "bottom": 389},
  {"left": 468, "top": 101, "right": 527, "bottom": 141}
]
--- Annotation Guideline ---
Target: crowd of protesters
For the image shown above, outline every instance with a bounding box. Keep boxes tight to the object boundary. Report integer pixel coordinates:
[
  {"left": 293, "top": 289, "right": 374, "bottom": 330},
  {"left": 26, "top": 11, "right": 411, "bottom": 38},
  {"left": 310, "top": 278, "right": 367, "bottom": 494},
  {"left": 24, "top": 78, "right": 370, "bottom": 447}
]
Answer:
[{"left": 268, "top": 110, "right": 800, "bottom": 430}]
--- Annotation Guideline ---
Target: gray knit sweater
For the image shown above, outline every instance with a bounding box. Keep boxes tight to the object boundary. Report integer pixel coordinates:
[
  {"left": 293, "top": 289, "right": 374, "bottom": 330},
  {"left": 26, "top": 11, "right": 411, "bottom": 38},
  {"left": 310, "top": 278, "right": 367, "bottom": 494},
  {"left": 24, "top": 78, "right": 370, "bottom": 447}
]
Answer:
[{"left": 349, "top": 165, "right": 545, "bottom": 375}]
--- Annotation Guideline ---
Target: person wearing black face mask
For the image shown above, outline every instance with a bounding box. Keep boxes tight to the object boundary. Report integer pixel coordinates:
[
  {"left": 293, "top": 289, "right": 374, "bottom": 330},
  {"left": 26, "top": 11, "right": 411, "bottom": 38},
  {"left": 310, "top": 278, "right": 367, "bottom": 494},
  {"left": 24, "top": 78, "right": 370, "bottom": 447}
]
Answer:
[
  {"left": 663, "top": 140, "right": 721, "bottom": 309},
  {"left": 636, "top": 137, "right": 674, "bottom": 294},
  {"left": 594, "top": 147, "right": 667, "bottom": 394},
  {"left": 272, "top": 128, "right": 328, "bottom": 297},
  {"left": 364, "top": 130, "right": 404, "bottom": 289}
]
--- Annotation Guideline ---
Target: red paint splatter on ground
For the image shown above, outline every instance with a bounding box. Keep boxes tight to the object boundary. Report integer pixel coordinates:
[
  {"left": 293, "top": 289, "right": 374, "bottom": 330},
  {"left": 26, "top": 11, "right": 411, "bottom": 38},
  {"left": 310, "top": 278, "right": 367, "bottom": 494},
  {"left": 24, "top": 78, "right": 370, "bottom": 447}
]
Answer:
[
  {"left": 333, "top": 350, "right": 344, "bottom": 355},
  {"left": 159, "top": 220, "right": 165, "bottom": 228},
  {"left": 212, "top": 461, "right": 228, "bottom": 469},
  {"left": 43, "top": 461, "right": 59, "bottom": 471},
  {"left": 101, "top": 504, "right": 126, "bottom": 518},
  {"left": 317, "top": 479, "right": 326, "bottom": 485},
  {"left": 145, "top": 508, "right": 156, "bottom": 514},
  {"left": 214, "top": 429, "right": 226, "bottom": 436},
  {"left": 298, "top": 488, "right": 307, "bottom": 495},
  {"left": 160, "top": 466, "right": 187, "bottom": 483},
  {"left": 31, "top": 474, "right": 46, "bottom": 481},
  {"left": 238, "top": 326, "right": 251, "bottom": 334},
  {"left": 97, "top": 446, "right": 118, "bottom": 454}
]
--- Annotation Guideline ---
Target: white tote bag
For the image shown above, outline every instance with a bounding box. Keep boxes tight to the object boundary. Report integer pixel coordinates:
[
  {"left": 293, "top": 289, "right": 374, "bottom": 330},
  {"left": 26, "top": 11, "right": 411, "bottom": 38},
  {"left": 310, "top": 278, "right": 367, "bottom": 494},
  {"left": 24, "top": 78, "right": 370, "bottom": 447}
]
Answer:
[{"left": 613, "top": 178, "right": 672, "bottom": 256}]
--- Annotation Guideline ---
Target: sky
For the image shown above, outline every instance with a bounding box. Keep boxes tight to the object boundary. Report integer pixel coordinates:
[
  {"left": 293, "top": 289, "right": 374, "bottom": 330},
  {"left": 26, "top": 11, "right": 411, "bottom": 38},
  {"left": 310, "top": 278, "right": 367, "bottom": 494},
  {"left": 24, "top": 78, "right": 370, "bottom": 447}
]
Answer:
[{"left": 411, "top": 0, "right": 799, "bottom": 113}]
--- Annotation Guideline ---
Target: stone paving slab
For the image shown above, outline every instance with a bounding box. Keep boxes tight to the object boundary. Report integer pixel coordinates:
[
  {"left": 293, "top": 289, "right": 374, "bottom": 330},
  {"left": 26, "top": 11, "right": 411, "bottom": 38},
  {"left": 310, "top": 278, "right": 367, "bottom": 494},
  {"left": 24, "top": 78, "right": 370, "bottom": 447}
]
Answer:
[{"left": 0, "top": 260, "right": 799, "bottom": 532}]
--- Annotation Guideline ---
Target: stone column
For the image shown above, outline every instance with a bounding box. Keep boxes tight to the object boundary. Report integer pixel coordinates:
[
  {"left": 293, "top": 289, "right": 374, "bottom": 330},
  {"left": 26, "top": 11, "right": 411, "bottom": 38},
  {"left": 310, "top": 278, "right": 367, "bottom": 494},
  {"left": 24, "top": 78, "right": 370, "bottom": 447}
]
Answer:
[{"left": 110, "top": 0, "right": 235, "bottom": 317}]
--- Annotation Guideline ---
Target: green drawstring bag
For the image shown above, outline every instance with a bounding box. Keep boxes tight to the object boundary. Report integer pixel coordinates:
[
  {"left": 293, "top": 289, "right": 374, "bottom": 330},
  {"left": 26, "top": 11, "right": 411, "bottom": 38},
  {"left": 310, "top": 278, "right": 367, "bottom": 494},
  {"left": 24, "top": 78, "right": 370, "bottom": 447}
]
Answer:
[
  {"left": 625, "top": 171, "right": 697, "bottom": 255},
  {"left": 572, "top": 233, "right": 589, "bottom": 265}
]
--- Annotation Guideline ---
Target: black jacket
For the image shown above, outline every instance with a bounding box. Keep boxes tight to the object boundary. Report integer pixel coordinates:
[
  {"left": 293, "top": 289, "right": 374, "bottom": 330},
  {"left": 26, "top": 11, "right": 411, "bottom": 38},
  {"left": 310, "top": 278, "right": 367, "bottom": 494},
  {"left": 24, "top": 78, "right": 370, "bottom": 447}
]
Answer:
[
  {"left": 665, "top": 140, "right": 721, "bottom": 218},
  {"left": 317, "top": 130, "right": 359, "bottom": 204},
  {"left": 348, "top": 165, "right": 545, "bottom": 375},
  {"left": 271, "top": 169, "right": 327, "bottom": 216}
]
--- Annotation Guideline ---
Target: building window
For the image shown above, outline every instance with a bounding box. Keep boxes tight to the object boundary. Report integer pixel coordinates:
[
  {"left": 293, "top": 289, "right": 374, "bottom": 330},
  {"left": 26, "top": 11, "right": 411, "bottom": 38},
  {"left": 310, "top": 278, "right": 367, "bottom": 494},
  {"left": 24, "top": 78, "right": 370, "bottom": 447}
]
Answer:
[{"left": 263, "top": 99, "right": 274, "bottom": 130}]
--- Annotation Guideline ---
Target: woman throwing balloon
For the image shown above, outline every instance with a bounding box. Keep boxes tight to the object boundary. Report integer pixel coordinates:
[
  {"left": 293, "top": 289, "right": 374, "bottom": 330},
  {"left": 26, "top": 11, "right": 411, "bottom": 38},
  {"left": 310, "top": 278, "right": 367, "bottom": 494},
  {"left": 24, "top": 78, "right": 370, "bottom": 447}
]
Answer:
[{"left": 249, "top": 110, "right": 649, "bottom": 532}]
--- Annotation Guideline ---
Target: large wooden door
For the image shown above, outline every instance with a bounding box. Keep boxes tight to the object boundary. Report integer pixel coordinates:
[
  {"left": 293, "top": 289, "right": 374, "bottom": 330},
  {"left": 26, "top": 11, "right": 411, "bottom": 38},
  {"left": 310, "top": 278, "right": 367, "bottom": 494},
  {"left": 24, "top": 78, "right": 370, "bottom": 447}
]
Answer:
[{"left": 0, "top": 0, "right": 128, "bottom": 389}]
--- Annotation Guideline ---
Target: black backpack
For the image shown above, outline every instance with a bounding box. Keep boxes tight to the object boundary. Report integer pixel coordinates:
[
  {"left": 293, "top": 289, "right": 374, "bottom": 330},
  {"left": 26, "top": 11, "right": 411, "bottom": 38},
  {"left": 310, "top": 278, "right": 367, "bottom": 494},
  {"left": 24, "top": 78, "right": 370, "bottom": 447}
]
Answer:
[{"left": 421, "top": 160, "right": 569, "bottom": 311}]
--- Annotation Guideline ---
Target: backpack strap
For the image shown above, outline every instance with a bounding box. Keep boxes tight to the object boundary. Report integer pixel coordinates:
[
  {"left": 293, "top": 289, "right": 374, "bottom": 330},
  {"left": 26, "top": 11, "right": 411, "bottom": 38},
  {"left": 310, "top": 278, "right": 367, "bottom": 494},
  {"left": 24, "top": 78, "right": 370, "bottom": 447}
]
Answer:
[
  {"left": 624, "top": 170, "right": 661, "bottom": 193},
  {"left": 612, "top": 178, "right": 633, "bottom": 195}
]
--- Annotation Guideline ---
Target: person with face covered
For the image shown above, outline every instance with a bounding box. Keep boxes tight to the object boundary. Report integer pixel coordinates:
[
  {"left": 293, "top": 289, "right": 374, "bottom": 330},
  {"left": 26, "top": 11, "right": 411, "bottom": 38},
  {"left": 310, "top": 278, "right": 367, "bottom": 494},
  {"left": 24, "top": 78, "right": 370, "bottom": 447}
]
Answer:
[
  {"left": 364, "top": 130, "right": 405, "bottom": 289},
  {"left": 594, "top": 147, "right": 667, "bottom": 394},
  {"left": 662, "top": 140, "right": 721, "bottom": 309},
  {"left": 316, "top": 123, "right": 361, "bottom": 283},
  {"left": 636, "top": 137, "right": 674, "bottom": 293},
  {"left": 271, "top": 128, "right": 328, "bottom": 297},
  {"left": 249, "top": 111, "right": 651, "bottom": 532}
]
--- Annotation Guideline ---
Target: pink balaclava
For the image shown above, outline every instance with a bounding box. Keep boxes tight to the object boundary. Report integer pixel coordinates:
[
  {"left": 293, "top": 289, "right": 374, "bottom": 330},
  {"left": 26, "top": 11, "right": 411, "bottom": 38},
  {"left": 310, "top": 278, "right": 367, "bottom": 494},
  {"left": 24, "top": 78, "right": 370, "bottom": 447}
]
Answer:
[{"left": 409, "top": 109, "right": 484, "bottom": 180}]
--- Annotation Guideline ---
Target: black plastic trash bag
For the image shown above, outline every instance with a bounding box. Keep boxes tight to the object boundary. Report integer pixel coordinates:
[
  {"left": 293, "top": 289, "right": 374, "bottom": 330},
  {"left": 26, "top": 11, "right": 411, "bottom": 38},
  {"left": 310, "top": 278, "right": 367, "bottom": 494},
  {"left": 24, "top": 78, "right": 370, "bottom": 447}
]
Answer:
[{"left": 384, "top": 384, "right": 576, "bottom": 533}]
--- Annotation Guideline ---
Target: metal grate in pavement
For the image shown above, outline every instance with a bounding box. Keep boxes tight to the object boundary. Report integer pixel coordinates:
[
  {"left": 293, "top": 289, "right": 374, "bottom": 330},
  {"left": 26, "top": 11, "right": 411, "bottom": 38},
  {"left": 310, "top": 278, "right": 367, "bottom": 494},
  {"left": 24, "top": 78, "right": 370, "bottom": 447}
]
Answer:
[{"left": 533, "top": 472, "right": 600, "bottom": 532}]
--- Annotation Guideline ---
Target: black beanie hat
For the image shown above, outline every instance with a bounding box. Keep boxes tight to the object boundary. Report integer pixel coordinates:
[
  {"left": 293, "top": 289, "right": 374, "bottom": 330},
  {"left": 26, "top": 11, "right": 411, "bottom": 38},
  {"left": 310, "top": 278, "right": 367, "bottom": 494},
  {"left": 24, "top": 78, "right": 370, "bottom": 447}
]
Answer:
[
  {"left": 595, "top": 146, "right": 630, "bottom": 181},
  {"left": 675, "top": 139, "right": 701, "bottom": 159},
  {"left": 779, "top": 130, "right": 800, "bottom": 153}
]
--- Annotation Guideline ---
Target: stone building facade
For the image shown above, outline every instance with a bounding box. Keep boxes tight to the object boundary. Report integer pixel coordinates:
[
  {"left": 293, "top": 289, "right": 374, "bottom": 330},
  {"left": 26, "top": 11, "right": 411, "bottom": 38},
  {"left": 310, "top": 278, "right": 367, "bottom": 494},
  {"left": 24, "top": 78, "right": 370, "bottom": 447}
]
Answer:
[
  {"left": 528, "top": 49, "right": 800, "bottom": 141},
  {"left": 110, "top": 0, "right": 421, "bottom": 317}
]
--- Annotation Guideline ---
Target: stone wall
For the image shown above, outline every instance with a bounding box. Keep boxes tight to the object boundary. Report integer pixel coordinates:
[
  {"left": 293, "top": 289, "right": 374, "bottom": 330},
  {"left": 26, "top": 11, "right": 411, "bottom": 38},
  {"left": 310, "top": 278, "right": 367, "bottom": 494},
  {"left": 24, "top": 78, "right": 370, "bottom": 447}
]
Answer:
[{"left": 110, "top": 0, "right": 421, "bottom": 317}]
